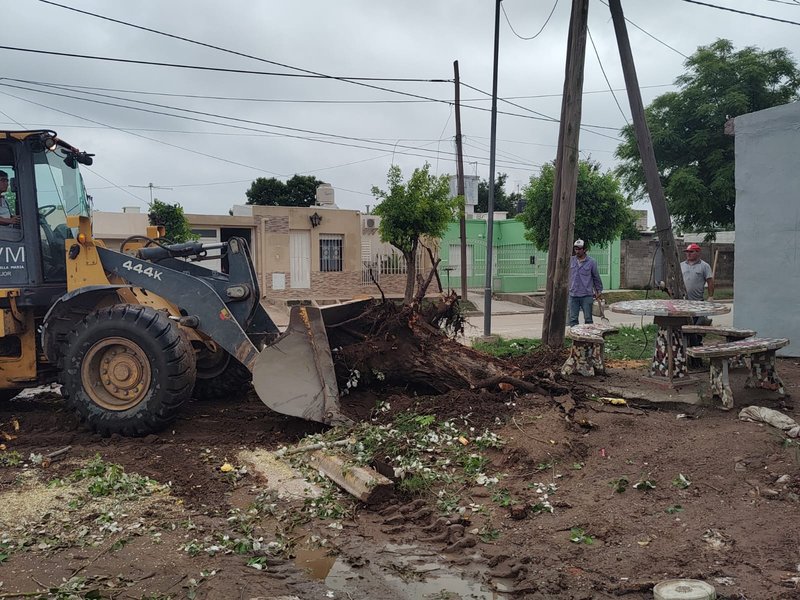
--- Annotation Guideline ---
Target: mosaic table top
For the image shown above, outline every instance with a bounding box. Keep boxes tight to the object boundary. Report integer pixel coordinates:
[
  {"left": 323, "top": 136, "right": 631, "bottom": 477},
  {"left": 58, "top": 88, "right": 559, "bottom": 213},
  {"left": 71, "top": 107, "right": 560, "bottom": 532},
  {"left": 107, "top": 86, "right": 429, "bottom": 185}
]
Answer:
[{"left": 610, "top": 299, "right": 731, "bottom": 317}]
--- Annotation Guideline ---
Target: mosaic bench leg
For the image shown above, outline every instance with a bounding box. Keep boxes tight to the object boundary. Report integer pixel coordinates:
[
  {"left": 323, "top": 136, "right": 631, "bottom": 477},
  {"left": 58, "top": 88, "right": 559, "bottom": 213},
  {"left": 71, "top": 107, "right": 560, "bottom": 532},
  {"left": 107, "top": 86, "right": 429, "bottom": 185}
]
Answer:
[
  {"left": 724, "top": 337, "right": 749, "bottom": 369},
  {"left": 562, "top": 341, "right": 604, "bottom": 377},
  {"left": 709, "top": 358, "right": 734, "bottom": 410},
  {"left": 745, "top": 351, "right": 785, "bottom": 395},
  {"left": 650, "top": 326, "right": 687, "bottom": 378}
]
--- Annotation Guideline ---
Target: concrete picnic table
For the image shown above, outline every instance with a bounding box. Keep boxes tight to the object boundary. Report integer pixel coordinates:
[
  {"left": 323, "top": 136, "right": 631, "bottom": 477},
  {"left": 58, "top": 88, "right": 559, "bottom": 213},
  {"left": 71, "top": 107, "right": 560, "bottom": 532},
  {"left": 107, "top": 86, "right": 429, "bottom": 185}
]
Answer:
[{"left": 610, "top": 299, "right": 731, "bottom": 383}]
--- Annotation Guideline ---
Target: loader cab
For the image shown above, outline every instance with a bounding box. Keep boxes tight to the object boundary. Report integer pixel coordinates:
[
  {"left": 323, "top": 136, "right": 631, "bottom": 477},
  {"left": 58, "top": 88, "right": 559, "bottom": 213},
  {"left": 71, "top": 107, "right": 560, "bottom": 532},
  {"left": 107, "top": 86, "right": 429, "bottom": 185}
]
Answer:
[{"left": 0, "top": 131, "right": 91, "bottom": 293}]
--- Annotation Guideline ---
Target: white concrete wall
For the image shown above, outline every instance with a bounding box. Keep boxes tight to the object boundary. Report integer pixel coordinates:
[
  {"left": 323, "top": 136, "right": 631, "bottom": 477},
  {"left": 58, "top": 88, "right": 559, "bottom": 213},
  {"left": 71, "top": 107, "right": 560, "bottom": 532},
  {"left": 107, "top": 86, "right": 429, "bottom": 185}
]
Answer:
[{"left": 734, "top": 101, "right": 800, "bottom": 356}]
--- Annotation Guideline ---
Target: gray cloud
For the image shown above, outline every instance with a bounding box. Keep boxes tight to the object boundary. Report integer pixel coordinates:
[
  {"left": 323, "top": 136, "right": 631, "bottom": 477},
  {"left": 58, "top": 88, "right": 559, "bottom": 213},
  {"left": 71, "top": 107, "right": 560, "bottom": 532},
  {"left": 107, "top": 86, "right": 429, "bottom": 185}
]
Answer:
[{"left": 3, "top": 0, "right": 798, "bottom": 219}]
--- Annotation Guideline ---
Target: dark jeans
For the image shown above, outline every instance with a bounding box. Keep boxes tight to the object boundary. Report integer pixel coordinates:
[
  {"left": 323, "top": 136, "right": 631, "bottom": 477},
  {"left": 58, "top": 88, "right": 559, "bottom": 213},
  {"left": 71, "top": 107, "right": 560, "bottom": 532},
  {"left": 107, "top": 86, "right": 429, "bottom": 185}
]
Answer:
[{"left": 568, "top": 295, "right": 594, "bottom": 326}]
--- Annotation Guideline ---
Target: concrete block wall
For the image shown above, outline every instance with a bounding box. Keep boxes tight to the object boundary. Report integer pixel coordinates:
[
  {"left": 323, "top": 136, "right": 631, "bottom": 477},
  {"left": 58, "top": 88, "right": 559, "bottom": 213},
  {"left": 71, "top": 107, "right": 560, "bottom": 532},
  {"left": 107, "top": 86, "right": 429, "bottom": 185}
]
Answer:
[
  {"left": 621, "top": 239, "right": 735, "bottom": 289},
  {"left": 620, "top": 240, "right": 660, "bottom": 289}
]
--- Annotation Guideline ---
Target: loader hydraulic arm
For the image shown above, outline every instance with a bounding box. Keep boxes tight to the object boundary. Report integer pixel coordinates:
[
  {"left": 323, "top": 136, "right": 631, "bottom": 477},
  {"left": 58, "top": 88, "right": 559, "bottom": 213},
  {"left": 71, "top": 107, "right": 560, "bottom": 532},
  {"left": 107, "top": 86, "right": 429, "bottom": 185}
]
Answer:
[{"left": 96, "top": 238, "right": 267, "bottom": 370}]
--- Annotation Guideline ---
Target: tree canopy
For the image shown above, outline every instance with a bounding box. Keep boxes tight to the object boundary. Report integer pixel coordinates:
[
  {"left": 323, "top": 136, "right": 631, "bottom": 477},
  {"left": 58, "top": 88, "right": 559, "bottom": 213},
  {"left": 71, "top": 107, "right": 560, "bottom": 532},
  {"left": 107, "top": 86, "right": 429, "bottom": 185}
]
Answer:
[
  {"left": 148, "top": 199, "right": 197, "bottom": 243},
  {"left": 477, "top": 172, "right": 521, "bottom": 216},
  {"left": 615, "top": 39, "right": 800, "bottom": 233},
  {"left": 245, "top": 175, "right": 326, "bottom": 207},
  {"left": 371, "top": 163, "right": 460, "bottom": 303},
  {"left": 519, "top": 160, "right": 634, "bottom": 251}
]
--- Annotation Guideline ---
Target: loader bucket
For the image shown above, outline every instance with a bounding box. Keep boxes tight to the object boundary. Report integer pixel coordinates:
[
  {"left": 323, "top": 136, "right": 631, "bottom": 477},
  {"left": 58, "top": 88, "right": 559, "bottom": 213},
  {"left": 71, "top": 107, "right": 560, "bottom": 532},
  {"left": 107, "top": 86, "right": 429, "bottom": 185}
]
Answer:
[{"left": 251, "top": 299, "right": 372, "bottom": 426}]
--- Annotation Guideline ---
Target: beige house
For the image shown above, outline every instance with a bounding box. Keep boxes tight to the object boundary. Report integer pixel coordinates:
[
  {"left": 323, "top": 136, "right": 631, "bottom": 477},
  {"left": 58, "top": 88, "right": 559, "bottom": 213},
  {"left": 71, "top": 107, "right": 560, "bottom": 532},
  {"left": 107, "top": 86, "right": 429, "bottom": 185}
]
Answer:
[
  {"left": 92, "top": 203, "right": 435, "bottom": 304},
  {"left": 92, "top": 207, "right": 149, "bottom": 250}
]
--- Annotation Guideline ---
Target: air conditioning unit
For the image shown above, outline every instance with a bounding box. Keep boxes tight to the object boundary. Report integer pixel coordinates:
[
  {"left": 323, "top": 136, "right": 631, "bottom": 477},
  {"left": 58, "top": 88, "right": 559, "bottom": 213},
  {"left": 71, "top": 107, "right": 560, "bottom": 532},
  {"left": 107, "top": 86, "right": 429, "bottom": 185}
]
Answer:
[{"left": 366, "top": 218, "right": 376, "bottom": 228}]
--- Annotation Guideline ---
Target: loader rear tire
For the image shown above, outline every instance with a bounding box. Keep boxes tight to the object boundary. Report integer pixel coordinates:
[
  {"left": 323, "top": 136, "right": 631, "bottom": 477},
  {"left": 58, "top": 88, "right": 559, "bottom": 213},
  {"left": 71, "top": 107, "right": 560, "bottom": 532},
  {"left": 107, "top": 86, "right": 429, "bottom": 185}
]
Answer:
[
  {"left": 60, "top": 305, "right": 196, "bottom": 436},
  {"left": 193, "top": 350, "right": 251, "bottom": 401}
]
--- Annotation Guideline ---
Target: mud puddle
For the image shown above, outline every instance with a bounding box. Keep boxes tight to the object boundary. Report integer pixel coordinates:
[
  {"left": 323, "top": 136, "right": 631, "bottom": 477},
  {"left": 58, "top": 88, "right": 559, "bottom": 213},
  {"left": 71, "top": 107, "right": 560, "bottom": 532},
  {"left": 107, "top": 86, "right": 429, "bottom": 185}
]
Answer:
[{"left": 295, "top": 541, "right": 510, "bottom": 599}]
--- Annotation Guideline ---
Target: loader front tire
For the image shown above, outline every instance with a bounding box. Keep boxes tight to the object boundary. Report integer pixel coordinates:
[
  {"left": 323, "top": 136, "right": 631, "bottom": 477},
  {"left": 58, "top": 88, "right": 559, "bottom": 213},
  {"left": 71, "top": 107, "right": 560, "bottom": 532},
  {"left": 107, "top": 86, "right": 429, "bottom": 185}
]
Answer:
[{"left": 61, "top": 305, "right": 196, "bottom": 436}]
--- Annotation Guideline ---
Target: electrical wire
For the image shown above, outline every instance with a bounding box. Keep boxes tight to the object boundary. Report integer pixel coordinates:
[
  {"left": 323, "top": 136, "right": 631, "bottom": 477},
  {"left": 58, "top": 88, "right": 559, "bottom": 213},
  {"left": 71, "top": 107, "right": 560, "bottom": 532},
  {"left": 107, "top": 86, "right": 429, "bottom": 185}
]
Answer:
[
  {"left": 0, "top": 45, "right": 453, "bottom": 106},
  {"left": 596, "top": 0, "right": 689, "bottom": 59},
  {"left": 587, "top": 27, "right": 629, "bottom": 125},
  {"left": 35, "top": 1, "right": 454, "bottom": 95},
  {"left": 0, "top": 84, "right": 532, "bottom": 179},
  {"left": 502, "top": 0, "right": 560, "bottom": 40},
  {"left": 459, "top": 81, "right": 624, "bottom": 141},
  {"left": 0, "top": 80, "right": 579, "bottom": 170},
  {"left": 0, "top": 76, "right": 676, "bottom": 104},
  {"left": 679, "top": 0, "right": 800, "bottom": 25}
]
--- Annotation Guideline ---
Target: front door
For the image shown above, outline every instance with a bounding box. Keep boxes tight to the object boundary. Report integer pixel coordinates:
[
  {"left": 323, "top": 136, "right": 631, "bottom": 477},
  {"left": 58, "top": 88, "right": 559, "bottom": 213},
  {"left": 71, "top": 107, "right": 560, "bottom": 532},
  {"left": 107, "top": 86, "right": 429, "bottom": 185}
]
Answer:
[{"left": 290, "top": 230, "right": 310, "bottom": 289}]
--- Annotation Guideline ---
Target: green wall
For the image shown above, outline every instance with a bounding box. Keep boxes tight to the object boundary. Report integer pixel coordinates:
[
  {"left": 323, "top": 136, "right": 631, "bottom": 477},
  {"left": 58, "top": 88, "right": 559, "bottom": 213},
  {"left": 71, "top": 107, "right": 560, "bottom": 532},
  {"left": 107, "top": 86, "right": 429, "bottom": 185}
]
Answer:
[{"left": 439, "top": 218, "right": 620, "bottom": 293}]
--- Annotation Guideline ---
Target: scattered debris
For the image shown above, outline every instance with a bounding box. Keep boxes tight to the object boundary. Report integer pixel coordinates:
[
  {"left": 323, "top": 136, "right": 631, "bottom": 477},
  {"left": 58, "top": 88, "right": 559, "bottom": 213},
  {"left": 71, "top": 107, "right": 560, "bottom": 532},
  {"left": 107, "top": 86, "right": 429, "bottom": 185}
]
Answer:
[
  {"left": 307, "top": 451, "right": 393, "bottom": 504},
  {"left": 738, "top": 405, "right": 800, "bottom": 438}
]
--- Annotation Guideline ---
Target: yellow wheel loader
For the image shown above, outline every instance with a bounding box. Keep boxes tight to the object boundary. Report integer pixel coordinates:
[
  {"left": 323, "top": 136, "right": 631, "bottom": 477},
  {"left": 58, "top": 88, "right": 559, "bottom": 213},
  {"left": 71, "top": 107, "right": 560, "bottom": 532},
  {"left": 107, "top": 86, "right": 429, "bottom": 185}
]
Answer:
[{"left": 0, "top": 130, "right": 362, "bottom": 435}]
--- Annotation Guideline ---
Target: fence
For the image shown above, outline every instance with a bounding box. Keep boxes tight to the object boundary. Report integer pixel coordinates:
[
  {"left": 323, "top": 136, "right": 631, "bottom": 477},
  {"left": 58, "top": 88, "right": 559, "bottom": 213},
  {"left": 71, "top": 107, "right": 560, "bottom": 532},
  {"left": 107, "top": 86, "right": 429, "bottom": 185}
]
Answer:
[
  {"left": 361, "top": 247, "right": 426, "bottom": 286},
  {"left": 438, "top": 241, "right": 615, "bottom": 293}
]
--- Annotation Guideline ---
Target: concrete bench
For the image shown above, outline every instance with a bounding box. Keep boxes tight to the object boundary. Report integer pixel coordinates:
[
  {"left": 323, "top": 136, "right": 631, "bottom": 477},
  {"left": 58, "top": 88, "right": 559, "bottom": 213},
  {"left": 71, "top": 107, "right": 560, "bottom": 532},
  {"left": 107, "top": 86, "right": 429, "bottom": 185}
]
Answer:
[
  {"left": 686, "top": 337, "right": 790, "bottom": 410},
  {"left": 682, "top": 326, "right": 756, "bottom": 369},
  {"left": 681, "top": 325, "right": 756, "bottom": 342},
  {"left": 561, "top": 324, "right": 619, "bottom": 377}
]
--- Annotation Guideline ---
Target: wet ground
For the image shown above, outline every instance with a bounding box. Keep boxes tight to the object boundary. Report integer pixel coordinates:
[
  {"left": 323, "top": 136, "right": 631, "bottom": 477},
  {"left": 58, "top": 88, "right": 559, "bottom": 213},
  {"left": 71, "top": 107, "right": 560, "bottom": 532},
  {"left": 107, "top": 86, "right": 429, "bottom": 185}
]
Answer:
[{"left": 1, "top": 353, "right": 800, "bottom": 599}]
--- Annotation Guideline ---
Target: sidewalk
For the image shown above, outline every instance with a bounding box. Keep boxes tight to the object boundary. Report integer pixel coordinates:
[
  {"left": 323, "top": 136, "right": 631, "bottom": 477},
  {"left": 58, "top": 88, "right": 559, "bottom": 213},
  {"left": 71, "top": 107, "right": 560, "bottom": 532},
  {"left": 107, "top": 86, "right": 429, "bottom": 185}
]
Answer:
[
  {"left": 462, "top": 301, "right": 735, "bottom": 344},
  {"left": 464, "top": 290, "right": 542, "bottom": 316}
]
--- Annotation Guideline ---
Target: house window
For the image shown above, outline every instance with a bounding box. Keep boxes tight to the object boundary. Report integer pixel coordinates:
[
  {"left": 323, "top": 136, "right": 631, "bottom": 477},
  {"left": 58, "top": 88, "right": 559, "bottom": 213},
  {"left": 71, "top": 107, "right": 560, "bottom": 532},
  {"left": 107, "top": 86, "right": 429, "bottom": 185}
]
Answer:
[
  {"left": 320, "top": 234, "right": 344, "bottom": 272},
  {"left": 191, "top": 228, "right": 218, "bottom": 239}
]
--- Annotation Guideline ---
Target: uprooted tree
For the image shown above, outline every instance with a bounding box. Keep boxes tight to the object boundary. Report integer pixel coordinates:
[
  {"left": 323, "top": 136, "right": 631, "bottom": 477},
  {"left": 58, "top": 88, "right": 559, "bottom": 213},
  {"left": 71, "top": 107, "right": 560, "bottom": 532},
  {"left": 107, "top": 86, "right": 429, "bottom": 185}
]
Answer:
[
  {"left": 325, "top": 164, "right": 569, "bottom": 405},
  {"left": 371, "top": 163, "right": 461, "bottom": 304}
]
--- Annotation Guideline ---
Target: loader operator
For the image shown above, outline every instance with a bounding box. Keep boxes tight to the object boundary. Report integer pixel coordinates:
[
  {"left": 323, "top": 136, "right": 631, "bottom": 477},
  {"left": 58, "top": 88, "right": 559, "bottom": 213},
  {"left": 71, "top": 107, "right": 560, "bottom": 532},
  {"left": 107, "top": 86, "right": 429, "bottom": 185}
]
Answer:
[{"left": 0, "top": 171, "right": 20, "bottom": 227}]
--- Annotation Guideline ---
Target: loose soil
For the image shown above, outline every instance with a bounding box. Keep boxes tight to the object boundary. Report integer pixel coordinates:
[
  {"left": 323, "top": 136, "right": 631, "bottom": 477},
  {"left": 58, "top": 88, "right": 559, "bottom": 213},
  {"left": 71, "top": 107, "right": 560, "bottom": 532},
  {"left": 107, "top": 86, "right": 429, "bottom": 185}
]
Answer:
[{"left": 2, "top": 350, "right": 800, "bottom": 599}]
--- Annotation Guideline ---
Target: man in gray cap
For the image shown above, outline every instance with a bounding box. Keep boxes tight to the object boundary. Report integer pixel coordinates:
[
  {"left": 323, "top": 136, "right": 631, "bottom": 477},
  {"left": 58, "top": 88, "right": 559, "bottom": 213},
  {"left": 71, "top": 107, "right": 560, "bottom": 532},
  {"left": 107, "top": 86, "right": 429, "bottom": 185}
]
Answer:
[
  {"left": 0, "top": 170, "right": 20, "bottom": 227},
  {"left": 568, "top": 239, "right": 603, "bottom": 326}
]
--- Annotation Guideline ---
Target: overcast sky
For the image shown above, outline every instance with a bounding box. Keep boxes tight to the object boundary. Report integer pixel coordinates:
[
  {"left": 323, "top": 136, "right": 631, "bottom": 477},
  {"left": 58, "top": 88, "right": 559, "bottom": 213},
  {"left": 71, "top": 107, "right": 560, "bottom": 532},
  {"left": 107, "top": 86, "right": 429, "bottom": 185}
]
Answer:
[{"left": 2, "top": 0, "right": 799, "bottom": 221}]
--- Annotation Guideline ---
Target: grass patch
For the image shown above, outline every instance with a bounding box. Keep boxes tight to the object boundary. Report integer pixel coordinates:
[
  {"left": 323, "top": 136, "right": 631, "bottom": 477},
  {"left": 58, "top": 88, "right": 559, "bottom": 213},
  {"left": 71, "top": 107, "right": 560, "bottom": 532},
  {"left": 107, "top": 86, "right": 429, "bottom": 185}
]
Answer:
[
  {"left": 472, "top": 337, "right": 544, "bottom": 358},
  {"left": 603, "top": 324, "right": 658, "bottom": 360},
  {"left": 474, "top": 325, "right": 657, "bottom": 361}
]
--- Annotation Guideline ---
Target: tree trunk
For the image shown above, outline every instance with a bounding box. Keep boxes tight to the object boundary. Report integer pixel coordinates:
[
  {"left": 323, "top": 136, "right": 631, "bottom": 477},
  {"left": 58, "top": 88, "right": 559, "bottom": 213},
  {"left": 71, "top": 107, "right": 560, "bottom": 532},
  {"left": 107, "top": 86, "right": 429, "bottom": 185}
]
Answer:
[{"left": 403, "top": 241, "right": 418, "bottom": 304}]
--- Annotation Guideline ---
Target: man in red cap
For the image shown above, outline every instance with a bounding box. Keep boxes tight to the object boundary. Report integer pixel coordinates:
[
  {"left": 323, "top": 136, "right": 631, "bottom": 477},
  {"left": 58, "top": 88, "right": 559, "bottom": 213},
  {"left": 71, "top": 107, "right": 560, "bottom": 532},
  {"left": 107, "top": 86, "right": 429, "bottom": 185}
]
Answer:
[
  {"left": 680, "top": 243, "right": 714, "bottom": 302},
  {"left": 681, "top": 243, "right": 715, "bottom": 357}
]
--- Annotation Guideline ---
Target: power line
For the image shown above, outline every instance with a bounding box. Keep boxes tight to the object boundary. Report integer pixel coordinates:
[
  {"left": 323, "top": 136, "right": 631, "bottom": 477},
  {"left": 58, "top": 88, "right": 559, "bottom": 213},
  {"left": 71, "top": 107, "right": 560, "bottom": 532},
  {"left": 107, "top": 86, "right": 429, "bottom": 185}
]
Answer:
[
  {"left": 587, "top": 27, "right": 629, "bottom": 125},
  {"left": 0, "top": 87, "right": 286, "bottom": 175},
  {"left": 0, "top": 46, "right": 452, "bottom": 106},
  {"left": 35, "top": 1, "right": 452, "bottom": 92},
  {"left": 502, "top": 0, "right": 560, "bottom": 40},
  {"left": 596, "top": 0, "right": 689, "bottom": 59},
  {"left": 678, "top": 0, "right": 800, "bottom": 25},
  {"left": 6, "top": 77, "right": 674, "bottom": 105},
  {"left": 0, "top": 80, "right": 462, "bottom": 161},
  {"left": 5, "top": 72, "right": 628, "bottom": 138},
  {"left": 0, "top": 84, "right": 533, "bottom": 175},
  {"left": 459, "top": 81, "right": 623, "bottom": 141}
]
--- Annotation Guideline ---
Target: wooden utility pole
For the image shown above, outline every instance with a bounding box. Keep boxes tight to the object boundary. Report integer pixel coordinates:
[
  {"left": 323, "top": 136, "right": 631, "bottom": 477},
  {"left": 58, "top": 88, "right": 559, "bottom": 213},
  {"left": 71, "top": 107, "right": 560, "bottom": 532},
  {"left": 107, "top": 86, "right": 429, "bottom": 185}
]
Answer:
[
  {"left": 542, "top": 0, "right": 590, "bottom": 347},
  {"left": 483, "top": 0, "right": 502, "bottom": 337},
  {"left": 453, "top": 60, "right": 468, "bottom": 303},
  {"left": 608, "top": 0, "right": 686, "bottom": 299}
]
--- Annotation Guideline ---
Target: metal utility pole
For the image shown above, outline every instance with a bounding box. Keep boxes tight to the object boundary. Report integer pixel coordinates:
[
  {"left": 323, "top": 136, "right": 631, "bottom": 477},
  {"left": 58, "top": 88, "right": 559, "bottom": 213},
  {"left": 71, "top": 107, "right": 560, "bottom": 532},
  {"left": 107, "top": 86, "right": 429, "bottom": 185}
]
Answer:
[
  {"left": 484, "top": 0, "right": 502, "bottom": 337},
  {"left": 453, "top": 60, "right": 469, "bottom": 304},
  {"left": 542, "top": 0, "right": 590, "bottom": 347},
  {"left": 130, "top": 182, "right": 172, "bottom": 204},
  {"left": 608, "top": 0, "right": 686, "bottom": 299}
]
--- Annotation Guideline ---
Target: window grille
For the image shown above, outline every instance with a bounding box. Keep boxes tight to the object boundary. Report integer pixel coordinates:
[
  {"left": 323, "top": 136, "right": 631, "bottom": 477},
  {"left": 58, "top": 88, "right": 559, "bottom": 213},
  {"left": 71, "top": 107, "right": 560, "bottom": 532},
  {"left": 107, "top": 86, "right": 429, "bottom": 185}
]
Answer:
[{"left": 320, "top": 233, "right": 344, "bottom": 272}]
